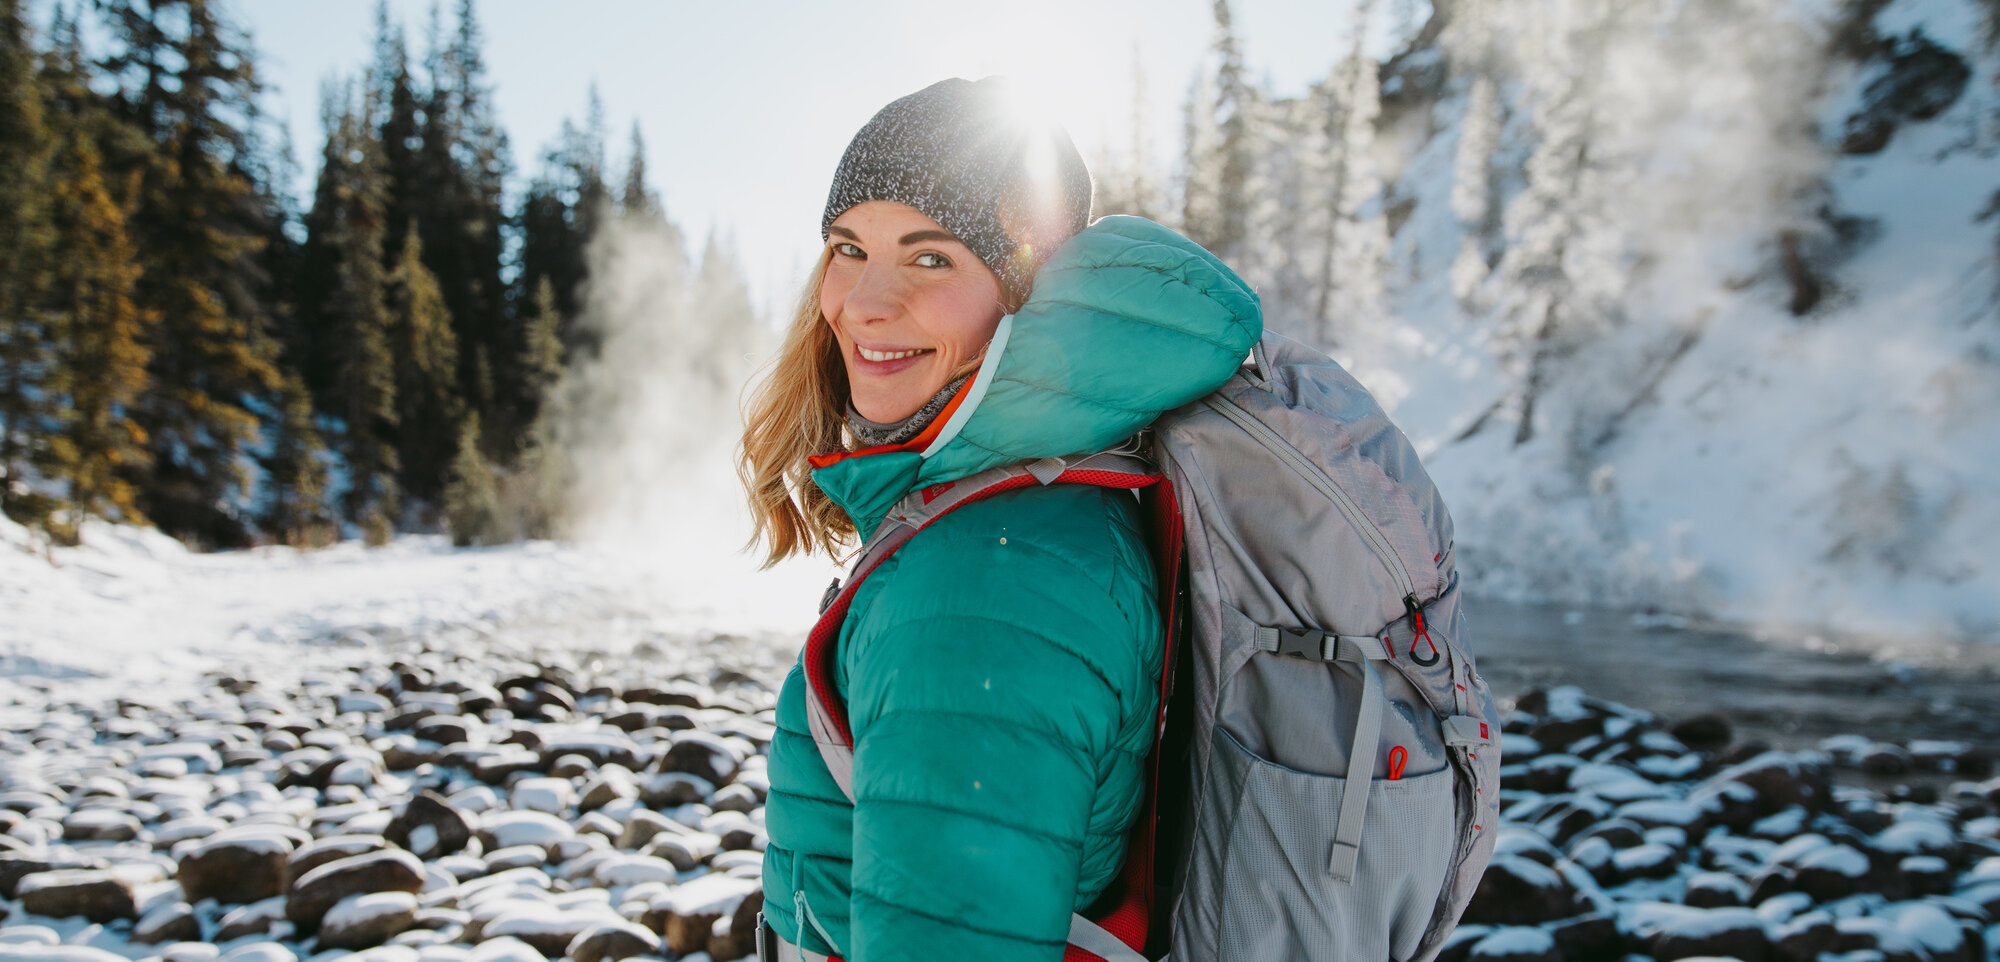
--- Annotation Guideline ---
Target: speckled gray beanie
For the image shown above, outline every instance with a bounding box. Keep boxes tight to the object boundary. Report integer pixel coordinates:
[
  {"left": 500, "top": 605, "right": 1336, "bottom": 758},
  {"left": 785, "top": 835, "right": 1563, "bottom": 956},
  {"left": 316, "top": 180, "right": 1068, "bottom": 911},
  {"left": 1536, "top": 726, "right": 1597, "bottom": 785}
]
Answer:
[{"left": 821, "top": 77, "right": 1093, "bottom": 301}]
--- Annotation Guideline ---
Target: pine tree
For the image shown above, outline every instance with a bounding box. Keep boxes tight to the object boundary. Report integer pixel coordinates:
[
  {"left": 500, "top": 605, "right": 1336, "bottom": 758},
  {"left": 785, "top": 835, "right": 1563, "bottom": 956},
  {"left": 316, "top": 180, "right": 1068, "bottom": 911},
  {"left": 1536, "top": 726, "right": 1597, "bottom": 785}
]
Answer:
[
  {"left": 1183, "top": 0, "right": 1252, "bottom": 257},
  {"left": 620, "top": 121, "right": 661, "bottom": 221},
  {"left": 300, "top": 80, "right": 399, "bottom": 525},
  {"left": 443, "top": 411, "right": 498, "bottom": 546},
  {"left": 372, "top": 1, "right": 425, "bottom": 267},
  {"left": 416, "top": 0, "right": 510, "bottom": 429},
  {"left": 45, "top": 120, "right": 154, "bottom": 524},
  {"left": 1450, "top": 74, "right": 1501, "bottom": 307},
  {"left": 1497, "top": 0, "right": 1621, "bottom": 446},
  {"left": 515, "top": 275, "right": 564, "bottom": 433},
  {"left": 99, "top": 0, "right": 287, "bottom": 545},
  {"left": 1314, "top": 0, "right": 1388, "bottom": 345},
  {"left": 260, "top": 370, "right": 332, "bottom": 546},
  {"left": 386, "top": 222, "right": 462, "bottom": 506},
  {"left": 0, "top": 0, "right": 59, "bottom": 526}
]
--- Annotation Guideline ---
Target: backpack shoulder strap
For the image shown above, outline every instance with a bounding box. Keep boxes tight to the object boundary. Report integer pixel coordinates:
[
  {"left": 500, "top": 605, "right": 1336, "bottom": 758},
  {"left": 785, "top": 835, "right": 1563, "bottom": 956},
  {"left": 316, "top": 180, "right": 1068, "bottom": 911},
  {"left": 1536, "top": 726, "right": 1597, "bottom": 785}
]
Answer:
[{"left": 802, "top": 450, "right": 1158, "bottom": 799}]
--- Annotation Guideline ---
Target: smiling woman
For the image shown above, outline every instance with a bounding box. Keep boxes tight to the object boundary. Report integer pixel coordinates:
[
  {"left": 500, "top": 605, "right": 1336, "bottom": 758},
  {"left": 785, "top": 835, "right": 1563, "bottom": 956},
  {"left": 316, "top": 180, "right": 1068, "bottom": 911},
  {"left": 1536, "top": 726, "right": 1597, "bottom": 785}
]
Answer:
[{"left": 822, "top": 203, "right": 1008, "bottom": 425}]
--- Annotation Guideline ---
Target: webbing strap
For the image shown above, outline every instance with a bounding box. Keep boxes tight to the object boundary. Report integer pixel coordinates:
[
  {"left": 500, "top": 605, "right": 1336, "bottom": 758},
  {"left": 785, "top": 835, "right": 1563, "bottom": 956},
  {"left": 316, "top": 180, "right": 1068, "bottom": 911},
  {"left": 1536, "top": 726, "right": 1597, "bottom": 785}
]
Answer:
[
  {"left": 756, "top": 924, "right": 836, "bottom": 960},
  {"left": 1328, "top": 639, "right": 1387, "bottom": 882},
  {"left": 1068, "top": 913, "right": 1149, "bottom": 962}
]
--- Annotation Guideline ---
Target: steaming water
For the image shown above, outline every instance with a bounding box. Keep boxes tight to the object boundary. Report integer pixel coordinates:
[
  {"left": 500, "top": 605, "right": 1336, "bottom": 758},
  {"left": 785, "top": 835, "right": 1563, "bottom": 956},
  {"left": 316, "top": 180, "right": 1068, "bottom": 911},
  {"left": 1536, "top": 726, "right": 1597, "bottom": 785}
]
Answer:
[{"left": 1470, "top": 598, "right": 2000, "bottom": 752}]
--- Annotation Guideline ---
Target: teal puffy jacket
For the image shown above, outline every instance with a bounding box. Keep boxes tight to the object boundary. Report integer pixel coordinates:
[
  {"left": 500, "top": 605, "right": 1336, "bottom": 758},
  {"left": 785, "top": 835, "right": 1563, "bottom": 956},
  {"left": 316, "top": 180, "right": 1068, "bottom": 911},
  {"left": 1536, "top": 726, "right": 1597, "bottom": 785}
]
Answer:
[{"left": 761, "top": 217, "right": 1262, "bottom": 961}]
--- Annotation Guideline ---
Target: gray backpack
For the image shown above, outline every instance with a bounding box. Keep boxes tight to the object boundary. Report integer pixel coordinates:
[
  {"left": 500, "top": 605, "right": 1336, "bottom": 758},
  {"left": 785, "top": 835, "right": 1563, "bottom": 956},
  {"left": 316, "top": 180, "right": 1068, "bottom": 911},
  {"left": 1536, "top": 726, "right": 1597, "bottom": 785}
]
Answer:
[{"left": 798, "top": 331, "right": 1500, "bottom": 962}]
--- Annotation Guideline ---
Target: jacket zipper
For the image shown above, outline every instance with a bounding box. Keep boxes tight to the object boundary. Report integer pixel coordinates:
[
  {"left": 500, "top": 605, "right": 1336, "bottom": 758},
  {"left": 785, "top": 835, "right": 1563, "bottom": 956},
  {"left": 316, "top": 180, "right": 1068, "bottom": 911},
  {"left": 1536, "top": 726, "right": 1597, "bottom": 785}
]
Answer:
[{"left": 1202, "top": 393, "right": 1418, "bottom": 601}]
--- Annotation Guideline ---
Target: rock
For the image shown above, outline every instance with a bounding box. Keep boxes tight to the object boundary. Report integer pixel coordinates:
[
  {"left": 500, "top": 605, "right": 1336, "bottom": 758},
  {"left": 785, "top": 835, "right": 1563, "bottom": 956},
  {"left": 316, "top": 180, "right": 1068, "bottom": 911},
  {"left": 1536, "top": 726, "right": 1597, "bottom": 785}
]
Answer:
[
  {"left": 656, "top": 732, "right": 741, "bottom": 787},
  {"left": 479, "top": 810, "right": 573, "bottom": 853},
  {"left": 459, "top": 937, "right": 544, "bottom": 962},
  {"left": 0, "top": 947, "right": 132, "bottom": 962},
  {"left": 160, "top": 943, "right": 220, "bottom": 962},
  {"left": 639, "top": 772, "right": 713, "bottom": 809},
  {"left": 1546, "top": 913, "right": 1621, "bottom": 960},
  {"left": 710, "top": 783, "right": 759, "bottom": 815},
  {"left": 1841, "top": 35, "right": 1972, "bottom": 155},
  {"left": 508, "top": 778, "right": 572, "bottom": 815},
  {"left": 592, "top": 855, "right": 680, "bottom": 888},
  {"left": 133, "top": 900, "right": 203, "bottom": 944},
  {"left": 577, "top": 772, "right": 637, "bottom": 814},
  {"left": 1698, "top": 751, "right": 1828, "bottom": 817},
  {"left": 412, "top": 717, "right": 472, "bottom": 746},
  {"left": 1671, "top": 715, "right": 1733, "bottom": 753},
  {"left": 641, "top": 832, "right": 714, "bottom": 872},
  {"left": 15, "top": 869, "right": 137, "bottom": 922},
  {"left": 482, "top": 844, "right": 548, "bottom": 872},
  {"left": 215, "top": 896, "right": 288, "bottom": 940},
  {"left": 565, "top": 922, "right": 661, "bottom": 962},
  {"left": 706, "top": 888, "right": 765, "bottom": 961},
  {"left": 1773, "top": 910, "right": 1836, "bottom": 962},
  {"left": 1686, "top": 871, "right": 1753, "bottom": 908},
  {"left": 58, "top": 809, "right": 142, "bottom": 842},
  {"left": 0, "top": 925, "right": 60, "bottom": 945},
  {"left": 1792, "top": 844, "right": 1874, "bottom": 902},
  {"left": 286, "top": 834, "right": 393, "bottom": 889},
  {"left": 1467, "top": 926, "right": 1560, "bottom": 962},
  {"left": 479, "top": 904, "right": 619, "bottom": 958},
  {"left": 385, "top": 791, "right": 474, "bottom": 859},
  {"left": 1650, "top": 906, "right": 1771, "bottom": 962},
  {"left": 1437, "top": 925, "right": 1493, "bottom": 962},
  {"left": 318, "top": 891, "right": 420, "bottom": 950},
  {"left": 1461, "top": 856, "right": 1572, "bottom": 926},
  {"left": 177, "top": 828, "right": 294, "bottom": 903},
  {"left": 1609, "top": 843, "right": 1678, "bottom": 882},
  {"left": 217, "top": 942, "right": 296, "bottom": 962},
  {"left": 287, "top": 848, "right": 426, "bottom": 934},
  {"left": 1861, "top": 744, "right": 1913, "bottom": 777},
  {"left": 0, "top": 855, "right": 105, "bottom": 899}
]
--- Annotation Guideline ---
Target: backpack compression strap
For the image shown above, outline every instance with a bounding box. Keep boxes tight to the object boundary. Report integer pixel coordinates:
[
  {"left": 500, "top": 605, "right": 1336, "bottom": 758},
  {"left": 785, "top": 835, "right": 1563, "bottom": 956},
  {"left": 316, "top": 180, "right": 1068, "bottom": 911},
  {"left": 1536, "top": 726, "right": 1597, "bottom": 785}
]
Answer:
[{"left": 801, "top": 451, "right": 1160, "bottom": 962}]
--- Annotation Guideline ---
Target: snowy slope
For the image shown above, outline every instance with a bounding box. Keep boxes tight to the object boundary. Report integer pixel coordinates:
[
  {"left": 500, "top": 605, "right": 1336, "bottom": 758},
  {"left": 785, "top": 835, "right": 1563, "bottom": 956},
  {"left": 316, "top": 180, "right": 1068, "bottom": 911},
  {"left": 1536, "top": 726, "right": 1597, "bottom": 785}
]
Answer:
[
  {"left": 1321, "top": 0, "right": 2000, "bottom": 642},
  {"left": 0, "top": 513, "right": 833, "bottom": 690}
]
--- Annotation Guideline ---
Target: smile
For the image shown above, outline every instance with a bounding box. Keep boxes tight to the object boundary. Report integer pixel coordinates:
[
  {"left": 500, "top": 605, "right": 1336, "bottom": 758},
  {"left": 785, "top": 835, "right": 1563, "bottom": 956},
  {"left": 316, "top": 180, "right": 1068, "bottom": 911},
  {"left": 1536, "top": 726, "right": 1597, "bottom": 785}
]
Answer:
[{"left": 857, "top": 346, "right": 934, "bottom": 362}]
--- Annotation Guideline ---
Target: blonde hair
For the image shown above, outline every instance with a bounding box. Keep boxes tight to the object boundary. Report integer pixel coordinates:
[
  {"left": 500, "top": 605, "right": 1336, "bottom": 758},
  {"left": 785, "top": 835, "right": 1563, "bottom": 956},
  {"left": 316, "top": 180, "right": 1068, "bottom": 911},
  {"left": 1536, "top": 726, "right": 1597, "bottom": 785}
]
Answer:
[
  {"left": 738, "top": 235, "right": 1023, "bottom": 567},
  {"left": 739, "top": 248, "right": 852, "bottom": 567}
]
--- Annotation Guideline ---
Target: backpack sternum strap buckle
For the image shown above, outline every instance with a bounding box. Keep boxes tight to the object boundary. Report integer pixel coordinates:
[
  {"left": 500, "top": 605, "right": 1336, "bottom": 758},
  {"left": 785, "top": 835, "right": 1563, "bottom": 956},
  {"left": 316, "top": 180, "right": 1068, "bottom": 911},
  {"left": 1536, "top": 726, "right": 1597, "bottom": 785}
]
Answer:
[{"left": 1256, "top": 626, "right": 1393, "bottom": 663}]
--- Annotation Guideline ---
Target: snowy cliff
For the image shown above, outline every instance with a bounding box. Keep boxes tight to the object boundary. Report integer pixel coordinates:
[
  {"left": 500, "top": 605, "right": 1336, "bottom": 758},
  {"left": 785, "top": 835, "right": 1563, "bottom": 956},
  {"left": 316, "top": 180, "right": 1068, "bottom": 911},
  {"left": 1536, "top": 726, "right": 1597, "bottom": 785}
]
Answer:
[{"left": 1212, "top": 0, "right": 1999, "bottom": 641}]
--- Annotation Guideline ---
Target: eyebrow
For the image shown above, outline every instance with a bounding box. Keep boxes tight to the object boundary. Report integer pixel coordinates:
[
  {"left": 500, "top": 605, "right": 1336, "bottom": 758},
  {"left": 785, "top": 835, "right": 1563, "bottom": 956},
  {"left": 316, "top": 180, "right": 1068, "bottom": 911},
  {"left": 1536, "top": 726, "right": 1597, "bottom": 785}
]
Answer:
[{"left": 825, "top": 224, "right": 963, "bottom": 248}]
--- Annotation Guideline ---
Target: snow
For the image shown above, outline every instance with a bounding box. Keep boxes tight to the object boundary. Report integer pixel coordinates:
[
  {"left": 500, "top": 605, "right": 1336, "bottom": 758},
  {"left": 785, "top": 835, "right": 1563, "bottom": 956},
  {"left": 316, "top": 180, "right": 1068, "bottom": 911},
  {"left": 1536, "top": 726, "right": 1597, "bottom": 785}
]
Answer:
[
  {"left": 0, "top": 514, "right": 833, "bottom": 696},
  {"left": 406, "top": 824, "right": 439, "bottom": 857},
  {"left": 1470, "top": 926, "right": 1555, "bottom": 955},
  {"left": 320, "top": 891, "right": 419, "bottom": 930},
  {"left": 654, "top": 872, "right": 760, "bottom": 916},
  {"left": 481, "top": 811, "right": 574, "bottom": 850}
]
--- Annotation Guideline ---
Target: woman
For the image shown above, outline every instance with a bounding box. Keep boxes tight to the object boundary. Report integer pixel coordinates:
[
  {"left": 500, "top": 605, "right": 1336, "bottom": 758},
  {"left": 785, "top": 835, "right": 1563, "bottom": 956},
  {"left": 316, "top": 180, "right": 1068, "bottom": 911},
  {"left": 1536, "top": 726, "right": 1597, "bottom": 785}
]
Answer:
[{"left": 739, "top": 78, "right": 1261, "bottom": 962}]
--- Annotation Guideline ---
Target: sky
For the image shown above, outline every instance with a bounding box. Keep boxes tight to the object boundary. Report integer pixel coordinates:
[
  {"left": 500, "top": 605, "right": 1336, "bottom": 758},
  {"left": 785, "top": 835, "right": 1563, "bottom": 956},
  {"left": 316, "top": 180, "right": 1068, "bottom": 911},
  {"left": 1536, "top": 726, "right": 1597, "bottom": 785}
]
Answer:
[{"left": 233, "top": 1, "right": 1417, "bottom": 317}]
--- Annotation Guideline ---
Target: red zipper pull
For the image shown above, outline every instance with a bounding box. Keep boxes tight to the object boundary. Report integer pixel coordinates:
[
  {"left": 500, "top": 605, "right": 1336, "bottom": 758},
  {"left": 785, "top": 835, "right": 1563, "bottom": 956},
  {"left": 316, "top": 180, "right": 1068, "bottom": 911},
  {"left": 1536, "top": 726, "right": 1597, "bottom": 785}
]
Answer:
[{"left": 1404, "top": 594, "right": 1441, "bottom": 666}]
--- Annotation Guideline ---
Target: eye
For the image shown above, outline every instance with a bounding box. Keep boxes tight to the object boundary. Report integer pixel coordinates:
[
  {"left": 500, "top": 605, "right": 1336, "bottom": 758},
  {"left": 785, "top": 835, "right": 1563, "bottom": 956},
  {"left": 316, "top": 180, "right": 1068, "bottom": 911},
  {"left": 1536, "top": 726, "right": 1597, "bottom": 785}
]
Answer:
[
  {"left": 832, "top": 242, "right": 864, "bottom": 259},
  {"left": 913, "top": 251, "right": 952, "bottom": 269}
]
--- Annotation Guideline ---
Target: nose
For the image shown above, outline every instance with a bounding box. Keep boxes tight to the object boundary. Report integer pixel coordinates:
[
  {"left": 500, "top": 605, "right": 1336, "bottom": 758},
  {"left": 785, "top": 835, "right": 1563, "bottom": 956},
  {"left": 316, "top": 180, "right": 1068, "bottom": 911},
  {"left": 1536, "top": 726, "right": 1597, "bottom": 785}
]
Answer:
[{"left": 840, "top": 259, "right": 901, "bottom": 325}]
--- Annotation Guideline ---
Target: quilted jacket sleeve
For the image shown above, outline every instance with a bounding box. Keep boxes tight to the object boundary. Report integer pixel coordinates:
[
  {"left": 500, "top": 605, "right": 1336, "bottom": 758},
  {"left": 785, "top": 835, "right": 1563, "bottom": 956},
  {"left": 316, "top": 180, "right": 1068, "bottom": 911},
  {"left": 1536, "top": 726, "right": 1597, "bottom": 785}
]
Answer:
[{"left": 840, "top": 486, "right": 1161, "bottom": 962}]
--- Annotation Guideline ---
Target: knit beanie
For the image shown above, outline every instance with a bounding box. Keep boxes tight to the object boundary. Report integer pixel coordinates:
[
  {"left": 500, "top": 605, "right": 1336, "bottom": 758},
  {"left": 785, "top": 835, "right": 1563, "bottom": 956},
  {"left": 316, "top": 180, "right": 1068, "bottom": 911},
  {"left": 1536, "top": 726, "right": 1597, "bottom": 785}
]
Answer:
[{"left": 822, "top": 77, "right": 1093, "bottom": 301}]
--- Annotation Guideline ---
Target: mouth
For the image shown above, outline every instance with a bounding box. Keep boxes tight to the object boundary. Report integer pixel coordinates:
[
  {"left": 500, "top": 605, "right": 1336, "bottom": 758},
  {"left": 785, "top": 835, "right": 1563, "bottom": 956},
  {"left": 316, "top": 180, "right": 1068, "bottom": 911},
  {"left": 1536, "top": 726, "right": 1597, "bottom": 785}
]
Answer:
[{"left": 852, "top": 342, "right": 935, "bottom": 374}]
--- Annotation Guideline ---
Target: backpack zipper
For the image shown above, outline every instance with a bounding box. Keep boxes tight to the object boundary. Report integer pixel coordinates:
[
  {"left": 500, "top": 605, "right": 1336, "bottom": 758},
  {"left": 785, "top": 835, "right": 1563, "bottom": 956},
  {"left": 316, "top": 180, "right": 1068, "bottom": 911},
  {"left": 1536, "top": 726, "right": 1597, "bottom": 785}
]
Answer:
[{"left": 1202, "top": 393, "right": 1419, "bottom": 604}]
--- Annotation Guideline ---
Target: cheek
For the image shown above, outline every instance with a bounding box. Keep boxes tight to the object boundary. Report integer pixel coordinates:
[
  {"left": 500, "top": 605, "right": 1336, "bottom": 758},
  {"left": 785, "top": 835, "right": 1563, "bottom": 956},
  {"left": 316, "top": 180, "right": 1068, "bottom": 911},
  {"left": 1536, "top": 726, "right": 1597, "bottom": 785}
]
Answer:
[{"left": 818, "top": 271, "right": 854, "bottom": 333}]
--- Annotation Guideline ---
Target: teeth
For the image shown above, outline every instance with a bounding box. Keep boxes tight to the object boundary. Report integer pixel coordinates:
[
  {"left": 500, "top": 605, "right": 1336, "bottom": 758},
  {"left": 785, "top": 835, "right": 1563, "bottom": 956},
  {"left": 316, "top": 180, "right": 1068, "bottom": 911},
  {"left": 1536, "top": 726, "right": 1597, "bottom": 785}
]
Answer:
[{"left": 859, "top": 346, "right": 929, "bottom": 362}]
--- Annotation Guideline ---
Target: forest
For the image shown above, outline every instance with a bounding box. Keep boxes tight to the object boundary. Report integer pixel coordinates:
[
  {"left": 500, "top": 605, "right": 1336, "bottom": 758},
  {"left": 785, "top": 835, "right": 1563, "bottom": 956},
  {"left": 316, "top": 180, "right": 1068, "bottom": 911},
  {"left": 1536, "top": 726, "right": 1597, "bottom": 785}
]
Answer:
[{"left": 0, "top": 0, "right": 693, "bottom": 549}]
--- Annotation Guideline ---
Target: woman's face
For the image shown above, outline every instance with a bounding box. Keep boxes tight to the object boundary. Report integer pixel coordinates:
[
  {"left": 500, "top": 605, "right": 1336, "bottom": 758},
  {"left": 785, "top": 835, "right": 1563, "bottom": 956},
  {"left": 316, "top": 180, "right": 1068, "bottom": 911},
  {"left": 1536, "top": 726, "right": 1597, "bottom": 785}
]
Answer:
[{"left": 822, "top": 201, "right": 1007, "bottom": 425}]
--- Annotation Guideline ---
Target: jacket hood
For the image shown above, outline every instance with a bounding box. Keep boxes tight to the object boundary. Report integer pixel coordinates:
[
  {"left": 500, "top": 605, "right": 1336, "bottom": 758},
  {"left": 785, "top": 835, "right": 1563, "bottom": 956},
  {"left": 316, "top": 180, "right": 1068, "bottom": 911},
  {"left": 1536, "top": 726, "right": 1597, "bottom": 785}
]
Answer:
[{"left": 810, "top": 215, "right": 1263, "bottom": 540}]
